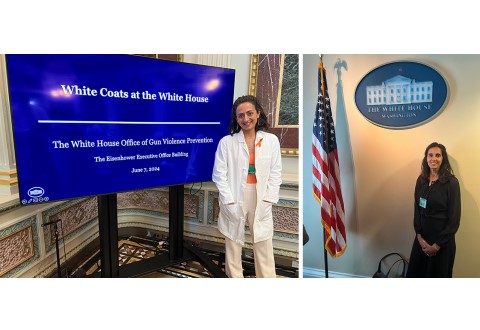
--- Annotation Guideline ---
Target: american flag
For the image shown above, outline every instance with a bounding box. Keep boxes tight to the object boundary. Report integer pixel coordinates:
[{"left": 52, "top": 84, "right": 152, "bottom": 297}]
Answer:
[{"left": 312, "top": 63, "right": 346, "bottom": 257}]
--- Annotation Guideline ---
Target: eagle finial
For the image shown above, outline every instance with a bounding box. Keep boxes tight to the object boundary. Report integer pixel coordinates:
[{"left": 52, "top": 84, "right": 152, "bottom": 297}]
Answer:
[{"left": 334, "top": 58, "right": 347, "bottom": 80}]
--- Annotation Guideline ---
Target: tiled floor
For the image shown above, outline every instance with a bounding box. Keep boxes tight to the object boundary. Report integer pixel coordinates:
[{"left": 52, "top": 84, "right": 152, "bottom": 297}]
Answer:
[{"left": 73, "top": 237, "right": 297, "bottom": 278}]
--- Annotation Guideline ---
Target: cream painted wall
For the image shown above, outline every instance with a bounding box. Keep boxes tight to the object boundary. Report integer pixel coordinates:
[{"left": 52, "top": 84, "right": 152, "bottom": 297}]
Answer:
[{"left": 303, "top": 54, "right": 480, "bottom": 278}]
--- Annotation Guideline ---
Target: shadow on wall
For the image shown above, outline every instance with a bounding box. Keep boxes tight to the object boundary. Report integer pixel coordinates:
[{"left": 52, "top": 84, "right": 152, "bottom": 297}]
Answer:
[
  {"left": 334, "top": 58, "right": 359, "bottom": 237},
  {"left": 363, "top": 159, "right": 419, "bottom": 264},
  {"left": 449, "top": 157, "right": 480, "bottom": 277}
]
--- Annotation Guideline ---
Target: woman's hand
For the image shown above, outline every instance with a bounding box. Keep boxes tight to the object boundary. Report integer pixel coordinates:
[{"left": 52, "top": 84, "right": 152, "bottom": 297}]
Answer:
[
  {"left": 422, "top": 243, "right": 441, "bottom": 257},
  {"left": 418, "top": 234, "right": 440, "bottom": 256},
  {"left": 417, "top": 234, "right": 428, "bottom": 249}
]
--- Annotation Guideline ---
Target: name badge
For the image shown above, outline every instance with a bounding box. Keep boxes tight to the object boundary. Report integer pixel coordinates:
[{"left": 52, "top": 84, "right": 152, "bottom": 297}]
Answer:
[{"left": 419, "top": 197, "right": 427, "bottom": 208}]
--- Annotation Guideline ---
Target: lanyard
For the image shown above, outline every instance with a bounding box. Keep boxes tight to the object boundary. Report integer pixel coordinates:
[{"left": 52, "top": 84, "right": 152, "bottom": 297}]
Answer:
[
  {"left": 422, "top": 180, "right": 437, "bottom": 199},
  {"left": 419, "top": 181, "right": 436, "bottom": 211}
]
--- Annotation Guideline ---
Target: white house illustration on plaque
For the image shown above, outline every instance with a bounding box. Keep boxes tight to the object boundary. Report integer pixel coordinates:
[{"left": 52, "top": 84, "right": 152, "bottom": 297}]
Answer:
[{"left": 366, "top": 75, "right": 433, "bottom": 106}]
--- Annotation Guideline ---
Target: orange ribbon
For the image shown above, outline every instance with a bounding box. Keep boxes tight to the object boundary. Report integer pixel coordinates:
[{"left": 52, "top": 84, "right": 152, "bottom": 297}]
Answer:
[{"left": 255, "top": 138, "right": 263, "bottom": 147}]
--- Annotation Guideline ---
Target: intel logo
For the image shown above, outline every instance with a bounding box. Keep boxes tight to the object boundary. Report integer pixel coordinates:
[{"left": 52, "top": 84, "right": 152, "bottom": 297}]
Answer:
[{"left": 28, "top": 187, "right": 45, "bottom": 198}]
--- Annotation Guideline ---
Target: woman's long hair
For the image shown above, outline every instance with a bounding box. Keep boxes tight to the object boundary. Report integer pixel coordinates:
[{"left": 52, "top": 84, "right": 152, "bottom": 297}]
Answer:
[
  {"left": 228, "top": 95, "right": 269, "bottom": 135},
  {"left": 420, "top": 142, "right": 455, "bottom": 183}
]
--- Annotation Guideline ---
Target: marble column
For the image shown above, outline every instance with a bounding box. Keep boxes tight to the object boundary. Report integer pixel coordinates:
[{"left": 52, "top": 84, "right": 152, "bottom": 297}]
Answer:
[{"left": 0, "top": 55, "right": 18, "bottom": 195}]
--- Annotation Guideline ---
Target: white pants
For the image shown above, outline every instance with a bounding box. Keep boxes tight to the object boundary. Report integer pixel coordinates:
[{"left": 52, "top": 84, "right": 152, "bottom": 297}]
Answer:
[{"left": 225, "top": 184, "right": 276, "bottom": 278}]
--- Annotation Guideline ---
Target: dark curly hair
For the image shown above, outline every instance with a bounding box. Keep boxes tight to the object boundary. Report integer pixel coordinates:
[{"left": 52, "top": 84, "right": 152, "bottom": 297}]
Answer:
[
  {"left": 228, "top": 95, "right": 269, "bottom": 135},
  {"left": 420, "top": 142, "right": 455, "bottom": 183}
]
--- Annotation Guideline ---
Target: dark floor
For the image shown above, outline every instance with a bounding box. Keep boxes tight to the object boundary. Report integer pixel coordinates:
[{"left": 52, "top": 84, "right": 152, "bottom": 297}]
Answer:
[{"left": 70, "top": 236, "right": 298, "bottom": 278}]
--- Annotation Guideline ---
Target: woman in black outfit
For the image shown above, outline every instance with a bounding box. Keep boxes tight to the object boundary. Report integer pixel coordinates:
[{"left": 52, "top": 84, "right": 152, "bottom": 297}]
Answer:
[{"left": 406, "top": 142, "right": 461, "bottom": 278}]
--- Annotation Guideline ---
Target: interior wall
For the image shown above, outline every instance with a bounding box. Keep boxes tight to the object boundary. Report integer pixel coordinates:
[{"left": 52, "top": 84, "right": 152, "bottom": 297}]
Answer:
[
  {"left": 184, "top": 54, "right": 299, "bottom": 178},
  {"left": 303, "top": 54, "right": 480, "bottom": 278},
  {"left": 231, "top": 54, "right": 298, "bottom": 177}
]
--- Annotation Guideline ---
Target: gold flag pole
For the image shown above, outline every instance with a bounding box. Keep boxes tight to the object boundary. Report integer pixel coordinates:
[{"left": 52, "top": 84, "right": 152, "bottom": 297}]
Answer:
[{"left": 318, "top": 54, "right": 330, "bottom": 277}]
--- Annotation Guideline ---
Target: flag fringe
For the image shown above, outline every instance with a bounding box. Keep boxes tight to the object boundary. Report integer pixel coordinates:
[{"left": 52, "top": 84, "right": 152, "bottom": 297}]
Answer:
[{"left": 321, "top": 218, "right": 347, "bottom": 258}]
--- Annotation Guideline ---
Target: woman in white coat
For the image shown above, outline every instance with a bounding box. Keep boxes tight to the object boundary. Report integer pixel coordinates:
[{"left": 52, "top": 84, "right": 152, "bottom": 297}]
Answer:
[{"left": 212, "top": 95, "right": 282, "bottom": 278}]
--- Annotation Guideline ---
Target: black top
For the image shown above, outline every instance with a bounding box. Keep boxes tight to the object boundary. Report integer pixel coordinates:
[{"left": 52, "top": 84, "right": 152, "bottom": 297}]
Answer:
[{"left": 413, "top": 175, "right": 461, "bottom": 247}]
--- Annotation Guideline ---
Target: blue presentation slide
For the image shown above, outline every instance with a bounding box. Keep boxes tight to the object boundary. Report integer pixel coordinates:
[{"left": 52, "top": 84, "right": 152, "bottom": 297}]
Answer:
[{"left": 7, "top": 54, "right": 235, "bottom": 205}]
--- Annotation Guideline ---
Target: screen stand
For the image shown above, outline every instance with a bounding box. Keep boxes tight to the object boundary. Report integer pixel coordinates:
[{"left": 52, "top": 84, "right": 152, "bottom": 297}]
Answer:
[
  {"left": 165, "top": 186, "right": 227, "bottom": 278},
  {"left": 95, "top": 186, "right": 227, "bottom": 278},
  {"left": 98, "top": 194, "right": 119, "bottom": 278},
  {"left": 169, "top": 185, "right": 184, "bottom": 260}
]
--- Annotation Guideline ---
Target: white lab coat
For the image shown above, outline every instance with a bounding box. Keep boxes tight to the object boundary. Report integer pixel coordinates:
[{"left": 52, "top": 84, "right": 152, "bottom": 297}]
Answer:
[{"left": 212, "top": 130, "right": 282, "bottom": 245}]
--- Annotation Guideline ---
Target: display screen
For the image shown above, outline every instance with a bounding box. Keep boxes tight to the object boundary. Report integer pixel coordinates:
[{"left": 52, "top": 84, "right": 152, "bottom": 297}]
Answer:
[{"left": 6, "top": 54, "right": 235, "bottom": 205}]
